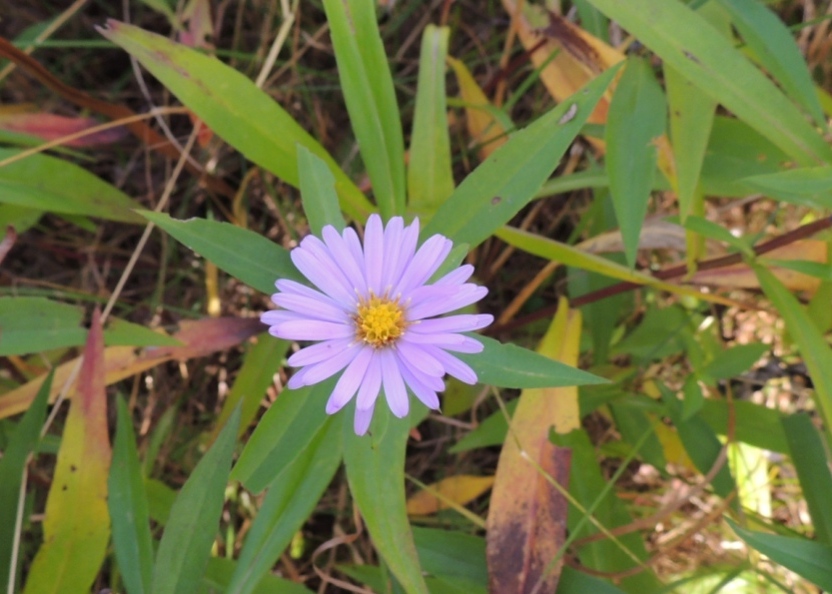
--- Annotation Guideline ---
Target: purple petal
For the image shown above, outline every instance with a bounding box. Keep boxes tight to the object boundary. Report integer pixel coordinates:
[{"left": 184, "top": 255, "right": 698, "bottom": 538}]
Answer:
[
  {"left": 322, "top": 225, "right": 367, "bottom": 295},
  {"left": 380, "top": 349, "right": 409, "bottom": 417},
  {"left": 356, "top": 353, "right": 383, "bottom": 411},
  {"left": 272, "top": 293, "right": 350, "bottom": 322},
  {"left": 407, "top": 286, "right": 488, "bottom": 320},
  {"left": 433, "top": 264, "right": 474, "bottom": 286},
  {"left": 326, "top": 346, "right": 373, "bottom": 413},
  {"left": 274, "top": 279, "right": 341, "bottom": 307},
  {"left": 294, "top": 343, "right": 362, "bottom": 386},
  {"left": 380, "top": 217, "right": 404, "bottom": 291},
  {"left": 393, "top": 234, "right": 453, "bottom": 297},
  {"left": 261, "top": 309, "right": 308, "bottom": 326},
  {"left": 401, "top": 332, "right": 466, "bottom": 347},
  {"left": 291, "top": 248, "right": 355, "bottom": 304},
  {"left": 408, "top": 314, "right": 494, "bottom": 335},
  {"left": 440, "top": 336, "right": 485, "bottom": 354},
  {"left": 342, "top": 227, "right": 368, "bottom": 293},
  {"left": 386, "top": 219, "right": 420, "bottom": 294},
  {"left": 399, "top": 362, "right": 440, "bottom": 409},
  {"left": 269, "top": 319, "right": 354, "bottom": 341},
  {"left": 364, "top": 214, "right": 384, "bottom": 294},
  {"left": 395, "top": 341, "right": 444, "bottom": 377},
  {"left": 424, "top": 346, "right": 478, "bottom": 384},
  {"left": 396, "top": 353, "right": 447, "bottom": 391},
  {"left": 354, "top": 404, "right": 375, "bottom": 435},
  {"left": 288, "top": 337, "right": 354, "bottom": 367}
]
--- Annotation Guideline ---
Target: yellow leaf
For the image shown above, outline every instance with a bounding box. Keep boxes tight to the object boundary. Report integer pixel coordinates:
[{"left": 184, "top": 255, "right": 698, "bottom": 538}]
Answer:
[
  {"left": 447, "top": 56, "right": 508, "bottom": 159},
  {"left": 406, "top": 475, "right": 495, "bottom": 515}
]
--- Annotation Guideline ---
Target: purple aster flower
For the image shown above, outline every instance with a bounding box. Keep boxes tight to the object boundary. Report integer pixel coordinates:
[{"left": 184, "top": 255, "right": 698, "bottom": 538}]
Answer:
[{"left": 261, "top": 214, "right": 493, "bottom": 435}]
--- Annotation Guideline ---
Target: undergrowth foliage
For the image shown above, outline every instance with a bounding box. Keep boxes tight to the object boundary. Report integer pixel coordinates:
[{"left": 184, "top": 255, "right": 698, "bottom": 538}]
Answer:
[{"left": 2, "top": 1, "right": 832, "bottom": 593}]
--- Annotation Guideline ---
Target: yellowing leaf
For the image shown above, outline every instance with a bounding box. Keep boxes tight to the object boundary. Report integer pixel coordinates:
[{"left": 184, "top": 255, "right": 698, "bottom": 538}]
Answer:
[
  {"left": 23, "top": 309, "right": 111, "bottom": 594},
  {"left": 406, "top": 475, "right": 495, "bottom": 515},
  {"left": 486, "top": 298, "right": 582, "bottom": 593},
  {"left": 447, "top": 57, "right": 508, "bottom": 160}
]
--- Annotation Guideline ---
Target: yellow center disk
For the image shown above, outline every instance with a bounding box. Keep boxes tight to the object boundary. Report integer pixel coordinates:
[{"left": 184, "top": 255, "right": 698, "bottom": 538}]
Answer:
[{"left": 355, "top": 295, "right": 407, "bottom": 348}]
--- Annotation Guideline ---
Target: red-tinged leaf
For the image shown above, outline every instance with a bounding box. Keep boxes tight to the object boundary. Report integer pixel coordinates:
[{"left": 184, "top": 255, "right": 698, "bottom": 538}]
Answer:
[
  {"left": 0, "top": 109, "right": 126, "bottom": 146},
  {"left": 23, "top": 308, "right": 111, "bottom": 594},
  {"left": 0, "top": 317, "right": 264, "bottom": 419},
  {"left": 179, "top": 0, "right": 215, "bottom": 146},
  {"left": 486, "top": 299, "right": 580, "bottom": 593}
]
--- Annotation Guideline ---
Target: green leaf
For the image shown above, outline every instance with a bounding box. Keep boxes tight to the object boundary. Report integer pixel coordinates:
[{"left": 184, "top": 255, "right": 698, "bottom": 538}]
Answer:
[
  {"left": 97, "top": 21, "right": 373, "bottom": 220},
  {"left": 449, "top": 400, "right": 518, "bottom": 454},
  {"left": 459, "top": 336, "right": 606, "bottom": 388},
  {"left": 408, "top": 25, "right": 454, "bottom": 213},
  {"left": 558, "top": 567, "right": 627, "bottom": 594},
  {"left": 150, "top": 406, "right": 240, "bottom": 594},
  {"left": 297, "top": 145, "right": 346, "bottom": 235},
  {"left": 664, "top": 64, "right": 716, "bottom": 222},
  {"left": 660, "top": 383, "right": 736, "bottom": 501},
  {"left": 754, "top": 264, "right": 832, "bottom": 437},
  {"left": 226, "top": 417, "right": 342, "bottom": 594},
  {"left": 139, "top": 211, "right": 301, "bottom": 295},
  {"left": 411, "top": 527, "right": 487, "bottom": 585},
  {"left": 717, "top": 0, "right": 825, "bottom": 126},
  {"left": 742, "top": 166, "right": 832, "bottom": 208},
  {"left": 231, "top": 378, "right": 334, "bottom": 492},
  {"left": 0, "top": 370, "right": 53, "bottom": 593},
  {"left": 322, "top": 0, "right": 405, "bottom": 218},
  {"left": 343, "top": 406, "right": 429, "bottom": 594},
  {"left": 700, "top": 399, "right": 789, "bottom": 454},
  {"left": 584, "top": 0, "right": 832, "bottom": 165},
  {"left": 701, "top": 117, "right": 790, "bottom": 197},
  {"left": 109, "top": 397, "right": 154, "bottom": 594},
  {"left": 763, "top": 258, "right": 832, "bottom": 281},
  {"left": 782, "top": 413, "right": 832, "bottom": 545},
  {"left": 0, "top": 149, "right": 143, "bottom": 223},
  {"left": 699, "top": 343, "right": 768, "bottom": 384},
  {"left": 728, "top": 519, "right": 832, "bottom": 592},
  {"left": 422, "top": 64, "right": 621, "bottom": 247},
  {"left": 605, "top": 57, "right": 666, "bottom": 267}
]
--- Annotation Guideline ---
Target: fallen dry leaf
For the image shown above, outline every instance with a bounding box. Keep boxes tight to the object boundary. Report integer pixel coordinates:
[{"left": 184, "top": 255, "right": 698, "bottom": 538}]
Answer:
[{"left": 406, "top": 475, "right": 495, "bottom": 515}]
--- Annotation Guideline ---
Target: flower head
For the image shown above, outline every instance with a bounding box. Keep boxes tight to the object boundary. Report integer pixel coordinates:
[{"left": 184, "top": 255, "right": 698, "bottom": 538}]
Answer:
[{"left": 261, "top": 214, "right": 493, "bottom": 434}]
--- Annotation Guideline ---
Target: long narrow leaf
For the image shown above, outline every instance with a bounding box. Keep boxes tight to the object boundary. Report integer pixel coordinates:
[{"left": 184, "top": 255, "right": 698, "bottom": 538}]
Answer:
[
  {"left": 408, "top": 25, "right": 454, "bottom": 213},
  {"left": 605, "top": 57, "right": 666, "bottom": 267},
  {"left": 150, "top": 406, "right": 241, "bottom": 594},
  {"left": 322, "top": 0, "right": 405, "bottom": 218},
  {"left": 109, "top": 397, "right": 154, "bottom": 594},
  {"left": 344, "top": 408, "right": 429, "bottom": 594}
]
